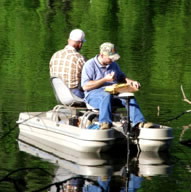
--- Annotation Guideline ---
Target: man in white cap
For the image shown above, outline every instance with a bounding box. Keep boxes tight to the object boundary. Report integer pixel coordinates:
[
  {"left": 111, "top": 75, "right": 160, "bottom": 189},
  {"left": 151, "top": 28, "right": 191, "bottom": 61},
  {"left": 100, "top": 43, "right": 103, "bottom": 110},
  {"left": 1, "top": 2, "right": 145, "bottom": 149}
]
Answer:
[
  {"left": 81, "top": 42, "right": 153, "bottom": 130},
  {"left": 50, "top": 29, "right": 86, "bottom": 98}
]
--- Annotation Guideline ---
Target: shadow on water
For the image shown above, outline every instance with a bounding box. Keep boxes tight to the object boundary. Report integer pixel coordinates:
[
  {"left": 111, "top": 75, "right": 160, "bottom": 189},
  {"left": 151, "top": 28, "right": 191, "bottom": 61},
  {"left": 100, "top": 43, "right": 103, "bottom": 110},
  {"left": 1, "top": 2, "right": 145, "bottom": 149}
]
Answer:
[{"left": 180, "top": 140, "right": 191, "bottom": 148}]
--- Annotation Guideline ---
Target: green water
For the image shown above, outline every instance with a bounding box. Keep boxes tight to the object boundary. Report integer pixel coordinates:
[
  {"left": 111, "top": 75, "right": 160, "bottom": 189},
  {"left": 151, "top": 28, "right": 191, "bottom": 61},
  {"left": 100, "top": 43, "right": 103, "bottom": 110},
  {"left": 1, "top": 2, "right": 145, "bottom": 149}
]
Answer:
[{"left": 0, "top": 0, "right": 191, "bottom": 191}]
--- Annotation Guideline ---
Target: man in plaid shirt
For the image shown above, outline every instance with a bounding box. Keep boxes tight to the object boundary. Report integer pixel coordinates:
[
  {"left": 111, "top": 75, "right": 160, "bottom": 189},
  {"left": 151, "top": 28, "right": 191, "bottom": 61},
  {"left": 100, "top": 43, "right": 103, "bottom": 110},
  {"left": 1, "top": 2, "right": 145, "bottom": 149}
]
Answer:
[{"left": 50, "top": 29, "right": 86, "bottom": 98}]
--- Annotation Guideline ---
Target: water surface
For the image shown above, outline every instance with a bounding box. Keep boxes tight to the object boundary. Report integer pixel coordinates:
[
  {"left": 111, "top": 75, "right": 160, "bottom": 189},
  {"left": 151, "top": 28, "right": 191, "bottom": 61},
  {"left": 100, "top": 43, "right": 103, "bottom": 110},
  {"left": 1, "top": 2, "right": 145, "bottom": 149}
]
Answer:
[{"left": 0, "top": 0, "right": 191, "bottom": 191}]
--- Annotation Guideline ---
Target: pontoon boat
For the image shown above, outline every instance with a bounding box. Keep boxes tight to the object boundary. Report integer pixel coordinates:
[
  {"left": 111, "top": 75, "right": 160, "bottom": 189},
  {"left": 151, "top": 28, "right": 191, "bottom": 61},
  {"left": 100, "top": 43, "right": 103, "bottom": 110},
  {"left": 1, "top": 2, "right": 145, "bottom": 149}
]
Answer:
[{"left": 17, "top": 77, "right": 173, "bottom": 153}]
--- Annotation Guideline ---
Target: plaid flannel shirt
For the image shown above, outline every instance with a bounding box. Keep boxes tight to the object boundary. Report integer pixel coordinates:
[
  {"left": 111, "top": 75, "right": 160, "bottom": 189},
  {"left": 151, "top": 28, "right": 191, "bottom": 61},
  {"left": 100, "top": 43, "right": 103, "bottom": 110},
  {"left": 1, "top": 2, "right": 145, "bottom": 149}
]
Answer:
[{"left": 49, "top": 45, "right": 85, "bottom": 88}]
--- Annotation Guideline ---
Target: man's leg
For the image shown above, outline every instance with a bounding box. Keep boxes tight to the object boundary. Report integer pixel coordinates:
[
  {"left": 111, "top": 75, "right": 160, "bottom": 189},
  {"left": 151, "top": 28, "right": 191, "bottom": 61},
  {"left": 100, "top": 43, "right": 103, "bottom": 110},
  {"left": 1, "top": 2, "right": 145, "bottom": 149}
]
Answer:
[
  {"left": 85, "top": 88, "right": 113, "bottom": 125},
  {"left": 119, "top": 98, "right": 145, "bottom": 127},
  {"left": 71, "top": 88, "right": 84, "bottom": 98}
]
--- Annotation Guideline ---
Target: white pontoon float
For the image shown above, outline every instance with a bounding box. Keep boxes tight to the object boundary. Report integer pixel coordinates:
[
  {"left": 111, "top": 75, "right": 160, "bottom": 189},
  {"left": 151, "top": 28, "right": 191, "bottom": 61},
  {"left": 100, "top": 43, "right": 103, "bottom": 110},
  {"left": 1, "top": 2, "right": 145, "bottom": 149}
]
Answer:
[{"left": 17, "top": 77, "right": 173, "bottom": 153}]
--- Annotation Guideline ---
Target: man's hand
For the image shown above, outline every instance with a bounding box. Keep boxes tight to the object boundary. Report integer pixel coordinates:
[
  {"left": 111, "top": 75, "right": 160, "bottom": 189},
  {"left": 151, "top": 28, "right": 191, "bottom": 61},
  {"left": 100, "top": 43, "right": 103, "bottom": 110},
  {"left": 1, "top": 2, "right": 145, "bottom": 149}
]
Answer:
[
  {"left": 126, "top": 78, "right": 141, "bottom": 90},
  {"left": 130, "top": 81, "right": 141, "bottom": 89},
  {"left": 104, "top": 71, "right": 115, "bottom": 82},
  {"left": 82, "top": 72, "right": 115, "bottom": 91}
]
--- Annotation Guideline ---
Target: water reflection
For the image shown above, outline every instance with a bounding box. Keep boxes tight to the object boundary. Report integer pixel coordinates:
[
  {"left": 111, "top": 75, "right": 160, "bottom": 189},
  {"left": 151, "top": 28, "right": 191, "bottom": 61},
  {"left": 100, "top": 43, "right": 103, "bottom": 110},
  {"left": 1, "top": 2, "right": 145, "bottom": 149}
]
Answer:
[
  {"left": 130, "top": 151, "right": 172, "bottom": 177},
  {"left": 18, "top": 138, "right": 172, "bottom": 192},
  {"left": 179, "top": 123, "right": 191, "bottom": 148}
]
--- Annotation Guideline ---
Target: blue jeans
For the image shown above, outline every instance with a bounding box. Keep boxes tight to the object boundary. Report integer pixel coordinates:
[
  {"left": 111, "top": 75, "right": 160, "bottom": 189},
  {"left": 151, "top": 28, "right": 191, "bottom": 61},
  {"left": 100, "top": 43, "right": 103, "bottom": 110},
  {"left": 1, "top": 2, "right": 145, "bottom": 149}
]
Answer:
[
  {"left": 71, "top": 88, "right": 84, "bottom": 98},
  {"left": 85, "top": 87, "right": 145, "bottom": 127}
]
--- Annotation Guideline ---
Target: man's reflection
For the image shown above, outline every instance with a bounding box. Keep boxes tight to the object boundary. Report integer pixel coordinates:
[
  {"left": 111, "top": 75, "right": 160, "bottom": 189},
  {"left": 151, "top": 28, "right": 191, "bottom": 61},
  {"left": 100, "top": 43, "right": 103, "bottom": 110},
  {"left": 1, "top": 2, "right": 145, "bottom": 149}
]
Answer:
[{"left": 61, "top": 174, "right": 143, "bottom": 192}]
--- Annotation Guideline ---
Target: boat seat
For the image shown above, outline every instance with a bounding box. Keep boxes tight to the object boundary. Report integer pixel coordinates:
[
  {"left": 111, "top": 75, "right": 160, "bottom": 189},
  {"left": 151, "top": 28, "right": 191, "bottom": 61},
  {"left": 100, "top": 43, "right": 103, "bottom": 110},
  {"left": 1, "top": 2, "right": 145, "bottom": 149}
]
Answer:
[
  {"left": 86, "top": 103, "right": 98, "bottom": 111},
  {"left": 50, "top": 77, "right": 86, "bottom": 107}
]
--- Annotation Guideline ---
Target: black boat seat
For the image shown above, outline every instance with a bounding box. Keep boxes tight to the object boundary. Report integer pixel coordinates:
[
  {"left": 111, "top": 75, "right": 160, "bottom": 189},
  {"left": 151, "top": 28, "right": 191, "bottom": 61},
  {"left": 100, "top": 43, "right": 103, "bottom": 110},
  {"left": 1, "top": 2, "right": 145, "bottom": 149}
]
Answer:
[{"left": 50, "top": 77, "right": 86, "bottom": 107}]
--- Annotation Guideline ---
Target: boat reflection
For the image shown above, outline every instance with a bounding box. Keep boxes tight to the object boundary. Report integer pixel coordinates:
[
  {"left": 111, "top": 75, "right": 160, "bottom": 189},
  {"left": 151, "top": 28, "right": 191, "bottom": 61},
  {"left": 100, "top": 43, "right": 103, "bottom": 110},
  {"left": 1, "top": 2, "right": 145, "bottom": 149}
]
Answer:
[
  {"left": 18, "top": 136, "right": 172, "bottom": 192},
  {"left": 129, "top": 151, "right": 172, "bottom": 177}
]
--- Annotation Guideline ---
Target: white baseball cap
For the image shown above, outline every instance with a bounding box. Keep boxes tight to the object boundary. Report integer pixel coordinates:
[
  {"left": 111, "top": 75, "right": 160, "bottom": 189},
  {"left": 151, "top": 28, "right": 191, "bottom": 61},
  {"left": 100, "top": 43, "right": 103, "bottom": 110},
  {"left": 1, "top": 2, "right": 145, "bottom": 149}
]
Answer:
[{"left": 69, "top": 29, "right": 86, "bottom": 42}]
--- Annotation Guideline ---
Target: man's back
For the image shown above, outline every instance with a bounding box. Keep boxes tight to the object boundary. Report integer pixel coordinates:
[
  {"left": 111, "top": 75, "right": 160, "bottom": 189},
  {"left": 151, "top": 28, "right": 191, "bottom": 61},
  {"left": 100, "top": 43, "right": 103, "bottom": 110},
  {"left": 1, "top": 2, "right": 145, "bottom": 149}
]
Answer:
[{"left": 50, "top": 45, "right": 85, "bottom": 89}]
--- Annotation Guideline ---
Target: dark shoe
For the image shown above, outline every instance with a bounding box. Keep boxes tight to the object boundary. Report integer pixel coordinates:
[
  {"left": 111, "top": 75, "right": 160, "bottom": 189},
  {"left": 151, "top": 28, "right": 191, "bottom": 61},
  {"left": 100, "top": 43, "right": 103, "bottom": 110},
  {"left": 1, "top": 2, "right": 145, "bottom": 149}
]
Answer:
[
  {"left": 100, "top": 122, "right": 111, "bottom": 130},
  {"left": 130, "top": 122, "right": 160, "bottom": 138}
]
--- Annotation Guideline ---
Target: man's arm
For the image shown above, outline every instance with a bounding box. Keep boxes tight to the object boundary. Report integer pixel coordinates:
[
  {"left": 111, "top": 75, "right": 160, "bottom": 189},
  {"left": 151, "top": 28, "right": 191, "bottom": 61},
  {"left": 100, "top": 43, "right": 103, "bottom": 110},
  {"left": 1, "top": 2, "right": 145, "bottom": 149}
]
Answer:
[{"left": 82, "top": 72, "right": 115, "bottom": 91}]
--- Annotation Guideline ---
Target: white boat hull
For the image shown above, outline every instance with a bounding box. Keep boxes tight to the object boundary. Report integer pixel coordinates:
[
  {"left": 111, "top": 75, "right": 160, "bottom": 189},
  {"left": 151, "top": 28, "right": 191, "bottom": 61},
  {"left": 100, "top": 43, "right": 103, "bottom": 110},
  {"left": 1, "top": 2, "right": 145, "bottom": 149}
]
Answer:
[
  {"left": 17, "top": 111, "right": 173, "bottom": 153},
  {"left": 17, "top": 112, "right": 125, "bottom": 153},
  {"left": 19, "top": 124, "right": 123, "bottom": 153},
  {"left": 138, "top": 127, "right": 173, "bottom": 151}
]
